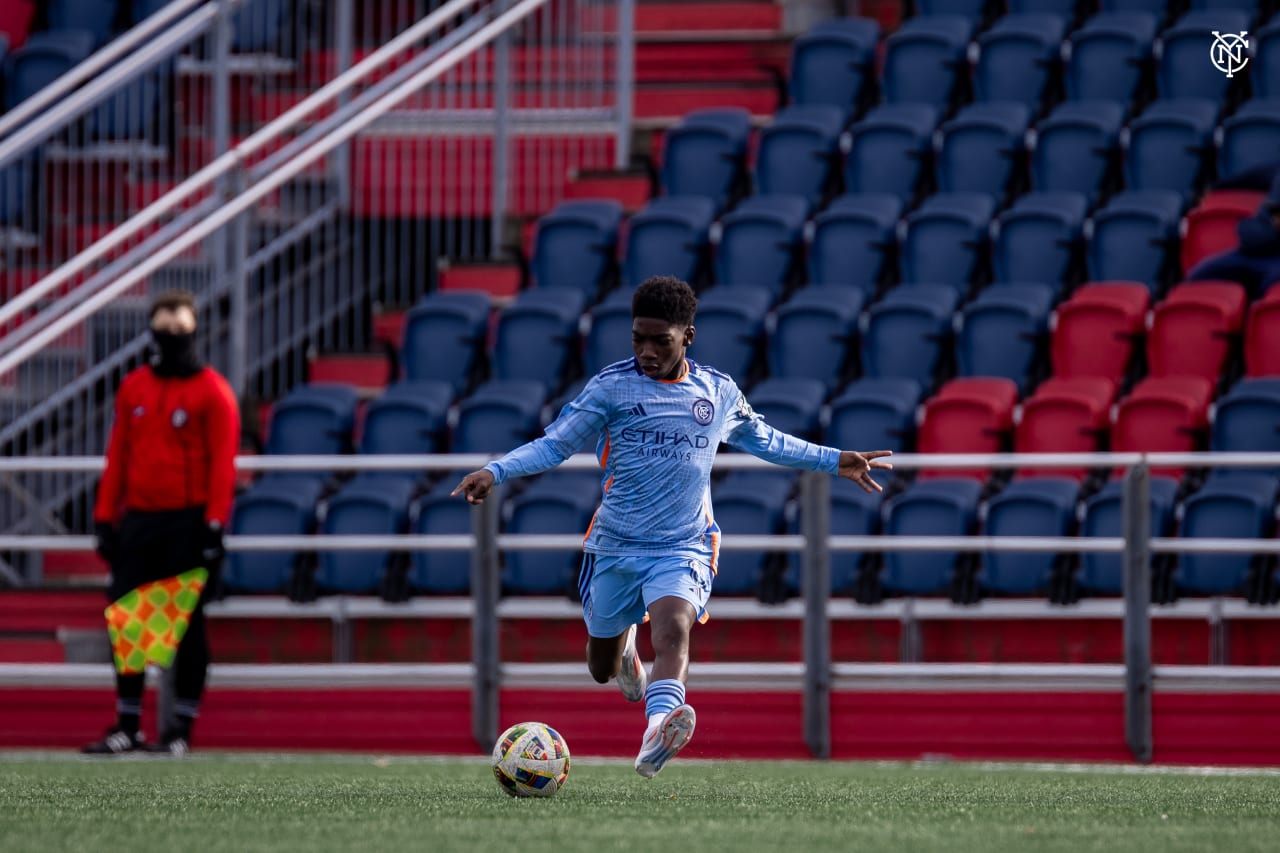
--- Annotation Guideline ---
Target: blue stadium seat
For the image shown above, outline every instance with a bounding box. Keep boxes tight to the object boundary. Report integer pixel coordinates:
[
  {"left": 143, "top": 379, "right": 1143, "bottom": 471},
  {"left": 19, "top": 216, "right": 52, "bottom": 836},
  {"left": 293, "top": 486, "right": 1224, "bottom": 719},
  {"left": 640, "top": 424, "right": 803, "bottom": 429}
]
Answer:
[
  {"left": 1157, "top": 11, "right": 1252, "bottom": 101},
  {"left": 973, "top": 14, "right": 1066, "bottom": 110},
  {"left": 807, "top": 193, "right": 903, "bottom": 293},
  {"left": 532, "top": 200, "right": 623, "bottom": 300},
  {"left": 991, "top": 191, "right": 1089, "bottom": 289},
  {"left": 660, "top": 108, "right": 752, "bottom": 211},
  {"left": 882, "top": 478, "right": 983, "bottom": 595},
  {"left": 713, "top": 194, "right": 809, "bottom": 296},
  {"left": 622, "top": 196, "right": 716, "bottom": 291},
  {"left": 1210, "top": 378, "right": 1280, "bottom": 477},
  {"left": 957, "top": 283, "right": 1055, "bottom": 390},
  {"left": 6, "top": 30, "right": 95, "bottom": 108},
  {"left": 357, "top": 381, "right": 454, "bottom": 483},
  {"left": 916, "top": 0, "right": 989, "bottom": 20},
  {"left": 825, "top": 378, "right": 923, "bottom": 453},
  {"left": 899, "top": 193, "right": 998, "bottom": 290},
  {"left": 1077, "top": 476, "right": 1178, "bottom": 595},
  {"left": 315, "top": 477, "right": 416, "bottom": 594},
  {"left": 844, "top": 104, "right": 939, "bottom": 202},
  {"left": 1063, "top": 13, "right": 1158, "bottom": 104},
  {"left": 408, "top": 480, "right": 473, "bottom": 594},
  {"left": 769, "top": 285, "right": 865, "bottom": 390},
  {"left": 756, "top": 105, "right": 847, "bottom": 206},
  {"left": 861, "top": 285, "right": 959, "bottom": 386},
  {"left": 504, "top": 472, "right": 602, "bottom": 595},
  {"left": 1188, "top": 0, "right": 1263, "bottom": 14},
  {"left": 1086, "top": 190, "right": 1184, "bottom": 290},
  {"left": 0, "top": 159, "right": 31, "bottom": 227},
  {"left": 1007, "top": 0, "right": 1079, "bottom": 13},
  {"left": 691, "top": 286, "right": 772, "bottom": 384},
  {"left": 132, "top": 0, "right": 173, "bottom": 22},
  {"left": 1176, "top": 476, "right": 1279, "bottom": 595},
  {"left": 935, "top": 102, "right": 1032, "bottom": 200},
  {"left": 786, "top": 476, "right": 882, "bottom": 594},
  {"left": 1123, "top": 99, "right": 1219, "bottom": 201},
  {"left": 882, "top": 15, "right": 975, "bottom": 108},
  {"left": 584, "top": 287, "right": 636, "bottom": 374},
  {"left": 48, "top": 0, "right": 116, "bottom": 46},
  {"left": 980, "top": 477, "right": 1079, "bottom": 595},
  {"left": 1255, "top": 21, "right": 1280, "bottom": 99},
  {"left": 492, "top": 288, "right": 585, "bottom": 389},
  {"left": 401, "top": 291, "right": 490, "bottom": 392},
  {"left": 1098, "top": 0, "right": 1173, "bottom": 16},
  {"left": 452, "top": 380, "right": 547, "bottom": 453},
  {"left": 265, "top": 383, "right": 359, "bottom": 457},
  {"left": 711, "top": 471, "right": 796, "bottom": 595},
  {"left": 90, "top": 72, "right": 162, "bottom": 140},
  {"left": 789, "top": 17, "right": 879, "bottom": 115},
  {"left": 1217, "top": 99, "right": 1280, "bottom": 182},
  {"left": 1031, "top": 100, "right": 1126, "bottom": 204},
  {"left": 233, "top": 0, "right": 284, "bottom": 52},
  {"left": 223, "top": 477, "right": 324, "bottom": 594},
  {"left": 747, "top": 377, "right": 828, "bottom": 440}
]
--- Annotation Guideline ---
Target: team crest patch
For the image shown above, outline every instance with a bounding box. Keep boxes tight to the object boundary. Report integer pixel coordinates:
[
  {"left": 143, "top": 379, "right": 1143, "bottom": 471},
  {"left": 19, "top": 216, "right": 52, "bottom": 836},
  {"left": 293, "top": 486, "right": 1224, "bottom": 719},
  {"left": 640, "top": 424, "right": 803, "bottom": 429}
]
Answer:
[
  {"left": 171, "top": 409, "right": 188, "bottom": 428},
  {"left": 691, "top": 399, "right": 715, "bottom": 425}
]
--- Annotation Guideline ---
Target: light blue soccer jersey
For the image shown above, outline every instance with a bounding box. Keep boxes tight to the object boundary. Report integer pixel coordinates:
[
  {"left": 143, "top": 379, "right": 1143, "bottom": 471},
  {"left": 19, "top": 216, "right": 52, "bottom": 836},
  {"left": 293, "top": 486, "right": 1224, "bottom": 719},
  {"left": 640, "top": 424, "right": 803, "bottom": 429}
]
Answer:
[{"left": 483, "top": 358, "right": 840, "bottom": 565}]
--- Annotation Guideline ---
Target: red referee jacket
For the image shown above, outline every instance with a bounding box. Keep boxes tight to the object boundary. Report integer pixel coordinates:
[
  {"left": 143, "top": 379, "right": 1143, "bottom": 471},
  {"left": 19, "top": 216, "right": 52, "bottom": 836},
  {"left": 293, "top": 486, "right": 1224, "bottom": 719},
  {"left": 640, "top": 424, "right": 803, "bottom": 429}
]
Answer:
[{"left": 93, "top": 365, "right": 241, "bottom": 526}]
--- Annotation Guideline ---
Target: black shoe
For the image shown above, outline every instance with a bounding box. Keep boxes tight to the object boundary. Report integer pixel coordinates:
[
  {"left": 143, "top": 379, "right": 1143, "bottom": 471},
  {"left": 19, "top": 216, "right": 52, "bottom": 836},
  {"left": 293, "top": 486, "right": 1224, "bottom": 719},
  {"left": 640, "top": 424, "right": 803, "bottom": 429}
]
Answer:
[
  {"left": 143, "top": 734, "right": 190, "bottom": 757},
  {"left": 81, "top": 728, "right": 143, "bottom": 755}
]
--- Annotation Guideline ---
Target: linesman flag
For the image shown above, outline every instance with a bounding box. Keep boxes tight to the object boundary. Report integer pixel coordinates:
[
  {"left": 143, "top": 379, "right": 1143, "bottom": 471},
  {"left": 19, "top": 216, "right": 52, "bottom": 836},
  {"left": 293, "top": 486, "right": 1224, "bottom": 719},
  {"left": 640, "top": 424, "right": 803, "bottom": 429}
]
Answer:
[{"left": 104, "top": 568, "right": 208, "bottom": 674}]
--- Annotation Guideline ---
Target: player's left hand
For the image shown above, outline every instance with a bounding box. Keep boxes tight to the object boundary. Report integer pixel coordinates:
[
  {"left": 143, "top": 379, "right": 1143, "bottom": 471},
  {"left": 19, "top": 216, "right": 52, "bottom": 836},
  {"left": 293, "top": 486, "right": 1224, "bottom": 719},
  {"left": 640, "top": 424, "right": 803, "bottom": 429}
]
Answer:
[
  {"left": 837, "top": 450, "right": 894, "bottom": 494},
  {"left": 451, "top": 469, "right": 496, "bottom": 505}
]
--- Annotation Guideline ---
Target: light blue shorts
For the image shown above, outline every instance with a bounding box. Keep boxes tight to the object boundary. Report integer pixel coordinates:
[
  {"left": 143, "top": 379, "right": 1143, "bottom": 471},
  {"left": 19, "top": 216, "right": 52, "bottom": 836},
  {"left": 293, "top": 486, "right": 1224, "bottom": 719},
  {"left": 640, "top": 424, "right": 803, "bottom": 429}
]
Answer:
[{"left": 578, "top": 553, "right": 714, "bottom": 639}]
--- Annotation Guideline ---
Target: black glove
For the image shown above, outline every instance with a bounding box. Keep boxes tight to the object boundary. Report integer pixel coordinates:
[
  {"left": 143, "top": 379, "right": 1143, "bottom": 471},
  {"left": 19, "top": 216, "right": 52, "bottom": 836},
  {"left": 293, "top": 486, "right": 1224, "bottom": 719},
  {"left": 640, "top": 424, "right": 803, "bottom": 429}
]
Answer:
[
  {"left": 94, "top": 522, "right": 119, "bottom": 565},
  {"left": 200, "top": 521, "right": 226, "bottom": 569}
]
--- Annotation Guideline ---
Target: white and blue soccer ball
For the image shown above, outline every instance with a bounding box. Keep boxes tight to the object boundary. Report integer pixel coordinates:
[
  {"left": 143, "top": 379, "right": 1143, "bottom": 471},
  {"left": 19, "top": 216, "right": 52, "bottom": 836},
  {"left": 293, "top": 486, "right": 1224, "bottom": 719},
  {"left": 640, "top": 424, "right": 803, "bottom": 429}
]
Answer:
[{"left": 491, "top": 721, "right": 571, "bottom": 798}]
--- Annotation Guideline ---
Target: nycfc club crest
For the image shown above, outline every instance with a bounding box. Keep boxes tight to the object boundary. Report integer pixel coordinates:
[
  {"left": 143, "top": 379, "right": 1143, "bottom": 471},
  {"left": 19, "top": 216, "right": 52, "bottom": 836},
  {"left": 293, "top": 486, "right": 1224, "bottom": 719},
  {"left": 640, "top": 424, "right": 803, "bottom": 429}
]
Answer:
[
  {"left": 1211, "top": 30, "right": 1249, "bottom": 78},
  {"left": 692, "top": 399, "right": 715, "bottom": 425},
  {"left": 171, "top": 408, "right": 189, "bottom": 428}
]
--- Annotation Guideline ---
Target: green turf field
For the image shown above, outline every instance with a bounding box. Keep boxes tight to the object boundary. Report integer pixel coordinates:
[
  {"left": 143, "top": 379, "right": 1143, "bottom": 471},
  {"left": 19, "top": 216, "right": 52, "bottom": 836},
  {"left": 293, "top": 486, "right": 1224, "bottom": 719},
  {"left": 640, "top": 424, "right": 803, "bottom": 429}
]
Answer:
[{"left": 2, "top": 754, "right": 1279, "bottom": 853}]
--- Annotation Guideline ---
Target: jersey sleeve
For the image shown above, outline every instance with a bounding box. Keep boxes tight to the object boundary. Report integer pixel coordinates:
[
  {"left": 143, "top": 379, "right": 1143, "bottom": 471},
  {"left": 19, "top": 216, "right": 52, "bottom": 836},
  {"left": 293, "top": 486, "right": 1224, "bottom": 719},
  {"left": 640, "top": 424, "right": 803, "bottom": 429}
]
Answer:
[
  {"left": 720, "top": 378, "right": 840, "bottom": 474},
  {"left": 203, "top": 371, "right": 242, "bottom": 526},
  {"left": 93, "top": 375, "right": 133, "bottom": 523},
  {"left": 483, "top": 375, "right": 611, "bottom": 484}
]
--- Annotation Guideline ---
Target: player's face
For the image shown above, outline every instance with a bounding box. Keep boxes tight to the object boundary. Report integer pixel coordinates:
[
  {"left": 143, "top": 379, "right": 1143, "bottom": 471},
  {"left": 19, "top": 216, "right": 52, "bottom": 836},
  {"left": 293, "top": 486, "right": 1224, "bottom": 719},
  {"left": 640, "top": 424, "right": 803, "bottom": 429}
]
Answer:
[{"left": 632, "top": 317, "right": 694, "bottom": 381}]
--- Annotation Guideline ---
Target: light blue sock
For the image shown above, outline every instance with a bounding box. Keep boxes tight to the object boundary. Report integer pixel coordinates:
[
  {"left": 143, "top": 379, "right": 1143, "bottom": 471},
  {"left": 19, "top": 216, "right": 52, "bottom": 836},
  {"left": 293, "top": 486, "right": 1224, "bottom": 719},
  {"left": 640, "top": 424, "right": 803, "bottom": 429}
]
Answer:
[{"left": 644, "top": 678, "right": 685, "bottom": 723}]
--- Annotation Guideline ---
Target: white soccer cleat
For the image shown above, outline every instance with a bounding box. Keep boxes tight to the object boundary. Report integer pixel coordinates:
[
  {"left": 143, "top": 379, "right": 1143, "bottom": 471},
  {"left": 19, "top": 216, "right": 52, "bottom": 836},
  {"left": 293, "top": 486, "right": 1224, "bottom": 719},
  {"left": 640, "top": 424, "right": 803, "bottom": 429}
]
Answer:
[
  {"left": 634, "top": 704, "right": 696, "bottom": 778},
  {"left": 615, "top": 623, "right": 647, "bottom": 703}
]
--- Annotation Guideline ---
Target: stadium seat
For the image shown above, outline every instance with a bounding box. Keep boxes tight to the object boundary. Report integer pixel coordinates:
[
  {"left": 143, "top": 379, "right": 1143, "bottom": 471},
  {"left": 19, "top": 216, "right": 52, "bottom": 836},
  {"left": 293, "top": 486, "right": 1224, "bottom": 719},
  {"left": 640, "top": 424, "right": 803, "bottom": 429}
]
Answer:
[
  {"left": 1063, "top": 13, "right": 1158, "bottom": 105},
  {"left": 991, "top": 191, "right": 1090, "bottom": 289},
  {"left": 531, "top": 200, "right": 623, "bottom": 300},
  {"left": 843, "top": 104, "right": 939, "bottom": 202},
  {"left": 788, "top": 17, "right": 879, "bottom": 115},
  {"left": 1147, "top": 281, "right": 1248, "bottom": 383},
  {"left": 1217, "top": 99, "right": 1280, "bottom": 182},
  {"left": 881, "top": 478, "right": 983, "bottom": 595},
  {"left": 898, "top": 193, "right": 998, "bottom": 291},
  {"left": 825, "top": 378, "right": 924, "bottom": 453},
  {"left": 357, "top": 381, "right": 454, "bottom": 482},
  {"left": 711, "top": 472, "right": 796, "bottom": 595},
  {"left": 1050, "top": 282, "right": 1150, "bottom": 381},
  {"left": 861, "top": 284, "right": 959, "bottom": 387},
  {"left": 692, "top": 286, "right": 772, "bottom": 385},
  {"left": 755, "top": 105, "right": 846, "bottom": 206},
  {"left": 1085, "top": 190, "right": 1184, "bottom": 290},
  {"left": 1007, "top": 0, "right": 1078, "bottom": 14},
  {"left": 48, "top": 0, "right": 114, "bottom": 46},
  {"left": 223, "top": 478, "right": 324, "bottom": 594},
  {"left": 915, "top": 0, "right": 988, "bottom": 20},
  {"left": 981, "top": 477, "right": 1080, "bottom": 595},
  {"left": 1123, "top": 99, "right": 1219, "bottom": 200},
  {"left": 917, "top": 378, "right": 1019, "bottom": 479},
  {"left": 934, "top": 102, "right": 1032, "bottom": 201},
  {"left": 232, "top": 0, "right": 284, "bottom": 52},
  {"left": 972, "top": 13, "right": 1066, "bottom": 110},
  {"left": 452, "top": 380, "right": 547, "bottom": 453},
  {"left": 315, "top": 477, "right": 416, "bottom": 594},
  {"left": 407, "top": 480, "right": 473, "bottom": 594},
  {"left": 1255, "top": 21, "right": 1280, "bottom": 99},
  {"left": 881, "top": 15, "right": 975, "bottom": 109},
  {"left": 89, "top": 71, "right": 161, "bottom": 141},
  {"left": 768, "top": 285, "right": 865, "bottom": 390},
  {"left": 807, "top": 193, "right": 903, "bottom": 294},
  {"left": 622, "top": 196, "right": 716, "bottom": 291},
  {"left": 504, "top": 472, "right": 601, "bottom": 595},
  {"left": 1181, "top": 190, "right": 1268, "bottom": 274},
  {"left": 1156, "top": 11, "right": 1251, "bottom": 101},
  {"left": 957, "top": 283, "right": 1055, "bottom": 390},
  {"left": 747, "top": 377, "right": 827, "bottom": 440},
  {"left": 1111, "top": 376, "right": 1215, "bottom": 475},
  {"left": 786, "top": 476, "right": 882, "bottom": 595},
  {"left": 400, "top": 290, "right": 490, "bottom": 392},
  {"left": 1244, "top": 290, "right": 1280, "bottom": 377},
  {"left": 660, "top": 108, "right": 752, "bottom": 211},
  {"left": 132, "top": 0, "right": 172, "bottom": 23},
  {"left": 1210, "top": 378, "right": 1280, "bottom": 475},
  {"left": 1031, "top": 100, "right": 1126, "bottom": 204},
  {"left": 6, "top": 30, "right": 94, "bottom": 108},
  {"left": 1176, "top": 476, "right": 1279, "bottom": 595},
  {"left": 1077, "top": 476, "right": 1179, "bottom": 595},
  {"left": 0, "top": 158, "right": 31, "bottom": 227},
  {"left": 584, "top": 287, "right": 636, "bottom": 374},
  {"left": 1015, "top": 376, "right": 1117, "bottom": 478},
  {"left": 713, "top": 195, "right": 809, "bottom": 296},
  {"left": 265, "top": 383, "right": 359, "bottom": 457},
  {"left": 491, "top": 288, "right": 585, "bottom": 390}
]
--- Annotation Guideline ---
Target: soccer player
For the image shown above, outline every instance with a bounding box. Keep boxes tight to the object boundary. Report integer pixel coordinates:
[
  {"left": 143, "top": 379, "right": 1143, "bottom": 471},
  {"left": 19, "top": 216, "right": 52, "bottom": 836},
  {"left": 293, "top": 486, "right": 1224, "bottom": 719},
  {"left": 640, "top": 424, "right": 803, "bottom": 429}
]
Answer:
[{"left": 452, "top": 276, "right": 891, "bottom": 778}]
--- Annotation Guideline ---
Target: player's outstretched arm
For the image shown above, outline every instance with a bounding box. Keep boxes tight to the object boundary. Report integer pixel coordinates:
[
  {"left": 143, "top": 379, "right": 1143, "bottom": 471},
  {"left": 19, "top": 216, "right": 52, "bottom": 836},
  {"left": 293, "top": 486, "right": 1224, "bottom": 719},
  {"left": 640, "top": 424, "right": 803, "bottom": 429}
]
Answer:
[
  {"left": 837, "top": 450, "right": 894, "bottom": 494},
  {"left": 451, "top": 469, "right": 496, "bottom": 505}
]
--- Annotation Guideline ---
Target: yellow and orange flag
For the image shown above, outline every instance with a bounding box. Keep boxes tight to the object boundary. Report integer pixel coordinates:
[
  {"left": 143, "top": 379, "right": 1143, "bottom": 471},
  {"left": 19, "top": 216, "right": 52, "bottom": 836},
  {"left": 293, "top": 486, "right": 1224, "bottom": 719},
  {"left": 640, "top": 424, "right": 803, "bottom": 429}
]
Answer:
[{"left": 104, "top": 568, "right": 208, "bottom": 674}]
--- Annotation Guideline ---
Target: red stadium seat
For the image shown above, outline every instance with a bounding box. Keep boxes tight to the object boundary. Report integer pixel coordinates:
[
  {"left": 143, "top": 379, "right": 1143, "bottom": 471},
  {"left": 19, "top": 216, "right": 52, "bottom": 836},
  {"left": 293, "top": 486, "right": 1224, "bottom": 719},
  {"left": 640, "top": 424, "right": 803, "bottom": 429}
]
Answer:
[
  {"left": 1015, "top": 377, "right": 1116, "bottom": 479},
  {"left": 1111, "top": 376, "right": 1214, "bottom": 477},
  {"left": 917, "top": 377, "right": 1019, "bottom": 480},
  {"left": 1147, "top": 281, "right": 1247, "bottom": 383},
  {"left": 1050, "top": 282, "right": 1150, "bottom": 381},
  {"left": 1244, "top": 289, "right": 1280, "bottom": 377},
  {"left": 1180, "top": 190, "right": 1267, "bottom": 275}
]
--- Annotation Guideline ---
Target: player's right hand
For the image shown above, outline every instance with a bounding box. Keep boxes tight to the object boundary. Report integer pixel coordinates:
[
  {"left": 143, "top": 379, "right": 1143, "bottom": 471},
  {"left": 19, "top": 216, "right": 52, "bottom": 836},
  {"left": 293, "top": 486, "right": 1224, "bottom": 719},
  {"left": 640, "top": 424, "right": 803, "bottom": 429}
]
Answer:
[{"left": 451, "top": 469, "right": 496, "bottom": 505}]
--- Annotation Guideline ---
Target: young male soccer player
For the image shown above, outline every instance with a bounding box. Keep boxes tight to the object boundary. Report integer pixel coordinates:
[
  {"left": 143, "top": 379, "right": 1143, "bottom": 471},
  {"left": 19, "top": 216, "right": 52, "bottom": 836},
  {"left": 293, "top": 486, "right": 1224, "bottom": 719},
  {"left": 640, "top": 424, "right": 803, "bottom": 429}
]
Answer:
[{"left": 453, "top": 276, "right": 891, "bottom": 777}]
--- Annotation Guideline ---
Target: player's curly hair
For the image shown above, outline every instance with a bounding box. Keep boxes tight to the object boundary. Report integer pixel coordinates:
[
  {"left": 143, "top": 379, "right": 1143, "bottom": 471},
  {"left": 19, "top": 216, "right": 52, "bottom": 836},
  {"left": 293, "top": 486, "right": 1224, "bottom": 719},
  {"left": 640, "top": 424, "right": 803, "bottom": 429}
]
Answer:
[{"left": 632, "top": 276, "right": 697, "bottom": 327}]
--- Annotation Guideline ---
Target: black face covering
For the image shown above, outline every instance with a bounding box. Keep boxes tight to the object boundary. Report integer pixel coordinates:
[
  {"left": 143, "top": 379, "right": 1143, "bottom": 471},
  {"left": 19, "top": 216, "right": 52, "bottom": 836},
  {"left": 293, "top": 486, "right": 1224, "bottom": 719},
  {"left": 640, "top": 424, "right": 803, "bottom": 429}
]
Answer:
[{"left": 149, "top": 330, "right": 204, "bottom": 378}]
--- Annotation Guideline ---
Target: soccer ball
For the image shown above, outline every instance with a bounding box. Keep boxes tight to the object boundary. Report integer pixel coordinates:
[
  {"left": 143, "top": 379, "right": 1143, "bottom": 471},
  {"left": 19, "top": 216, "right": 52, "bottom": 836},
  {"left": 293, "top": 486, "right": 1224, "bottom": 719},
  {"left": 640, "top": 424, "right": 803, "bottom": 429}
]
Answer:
[{"left": 491, "top": 721, "right": 571, "bottom": 797}]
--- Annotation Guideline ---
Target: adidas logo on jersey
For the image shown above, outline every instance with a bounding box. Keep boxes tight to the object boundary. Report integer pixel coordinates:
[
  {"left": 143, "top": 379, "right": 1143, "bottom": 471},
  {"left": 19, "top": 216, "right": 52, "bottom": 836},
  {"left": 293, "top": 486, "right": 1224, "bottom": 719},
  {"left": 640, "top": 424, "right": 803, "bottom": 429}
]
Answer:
[{"left": 628, "top": 403, "right": 648, "bottom": 416}]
